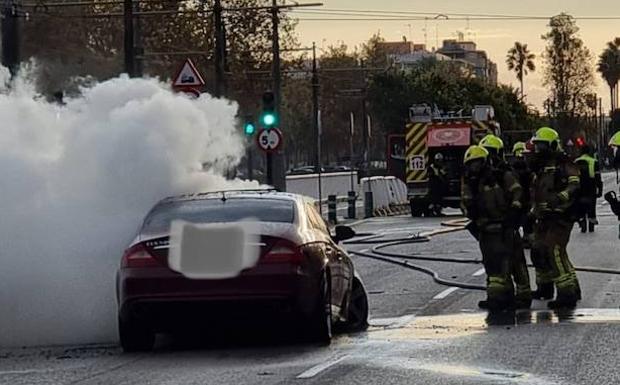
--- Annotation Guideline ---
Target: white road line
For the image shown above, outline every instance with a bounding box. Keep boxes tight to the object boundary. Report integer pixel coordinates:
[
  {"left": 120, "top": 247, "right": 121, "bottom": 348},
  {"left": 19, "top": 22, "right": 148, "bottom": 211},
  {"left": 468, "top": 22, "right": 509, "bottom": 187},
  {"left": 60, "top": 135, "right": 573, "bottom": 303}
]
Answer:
[
  {"left": 296, "top": 356, "right": 347, "bottom": 379},
  {"left": 472, "top": 268, "right": 486, "bottom": 277},
  {"left": 433, "top": 287, "right": 459, "bottom": 300}
]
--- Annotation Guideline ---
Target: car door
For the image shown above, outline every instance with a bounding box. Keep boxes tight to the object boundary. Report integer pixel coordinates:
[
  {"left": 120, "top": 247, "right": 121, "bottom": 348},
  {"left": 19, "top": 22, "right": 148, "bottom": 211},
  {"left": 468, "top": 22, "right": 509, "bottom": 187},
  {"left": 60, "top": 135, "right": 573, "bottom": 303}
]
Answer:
[{"left": 304, "top": 204, "right": 346, "bottom": 313}]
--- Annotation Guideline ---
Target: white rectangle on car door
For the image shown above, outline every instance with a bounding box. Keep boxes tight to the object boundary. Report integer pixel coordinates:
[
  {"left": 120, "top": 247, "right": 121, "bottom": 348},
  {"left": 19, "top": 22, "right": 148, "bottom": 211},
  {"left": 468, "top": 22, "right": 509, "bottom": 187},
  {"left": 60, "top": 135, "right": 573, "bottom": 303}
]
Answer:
[{"left": 168, "top": 220, "right": 260, "bottom": 279}]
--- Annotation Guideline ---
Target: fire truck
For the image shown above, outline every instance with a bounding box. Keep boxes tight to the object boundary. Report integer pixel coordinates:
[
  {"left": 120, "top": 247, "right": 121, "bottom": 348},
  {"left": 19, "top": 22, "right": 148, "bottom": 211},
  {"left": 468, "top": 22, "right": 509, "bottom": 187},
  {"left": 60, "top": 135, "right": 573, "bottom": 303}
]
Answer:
[{"left": 387, "top": 104, "right": 500, "bottom": 216}]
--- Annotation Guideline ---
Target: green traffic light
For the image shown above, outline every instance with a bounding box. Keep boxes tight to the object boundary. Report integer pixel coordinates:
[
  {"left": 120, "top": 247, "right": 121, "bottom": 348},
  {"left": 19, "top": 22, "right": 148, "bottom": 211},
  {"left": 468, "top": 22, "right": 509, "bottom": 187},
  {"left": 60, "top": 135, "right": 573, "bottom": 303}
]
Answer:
[
  {"left": 244, "top": 123, "right": 256, "bottom": 136},
  {"left": 261, "top": 113, "right": 277, "bottom": 127}
]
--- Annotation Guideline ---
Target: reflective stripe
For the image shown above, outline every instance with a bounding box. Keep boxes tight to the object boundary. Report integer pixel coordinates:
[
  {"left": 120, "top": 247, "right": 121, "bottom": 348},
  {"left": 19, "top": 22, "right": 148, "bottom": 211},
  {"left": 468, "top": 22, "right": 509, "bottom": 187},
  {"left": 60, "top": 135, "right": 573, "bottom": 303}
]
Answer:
[
  {"left": 558, "top": 191, "right": 569, "bottom": 201},
  {"left": 575, "top": 155, "right": 597, "bottom": 178},
  {"left": 512, "top": 201, "right": 522, "bottom": 209},
  {"left": 568, "top": 176, "right": 580, "bottom": 183},
  {"left": 509, "top": 183, "right": 521, "bottom": 192}
]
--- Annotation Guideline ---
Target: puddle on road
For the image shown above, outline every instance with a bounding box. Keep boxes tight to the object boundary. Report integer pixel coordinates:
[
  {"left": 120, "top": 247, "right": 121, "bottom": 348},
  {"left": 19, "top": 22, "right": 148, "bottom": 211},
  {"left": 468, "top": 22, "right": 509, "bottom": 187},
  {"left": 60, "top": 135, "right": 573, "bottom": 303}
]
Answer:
[{"left": 367, "top": 308, "right": 620, "bottom": 341}]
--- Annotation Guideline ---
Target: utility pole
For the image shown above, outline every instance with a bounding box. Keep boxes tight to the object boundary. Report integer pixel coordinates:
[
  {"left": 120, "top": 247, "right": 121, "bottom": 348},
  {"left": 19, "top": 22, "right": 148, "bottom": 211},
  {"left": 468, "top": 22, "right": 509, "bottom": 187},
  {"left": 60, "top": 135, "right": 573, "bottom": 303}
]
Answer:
[
  {"left": 134, "top": 0, "right": 144, "bottom": 77},
  {"left": 123, "top": 0, "right": 135, "bottom": 77},
  {"left": 1, "top": 0, "right": 20, "bottom": 77},
  {"left": 213, "top": 0, "right": 225, "bottom": 97},
  {"left": 269, "top": 0, "right": 286, "bottom": 191},
  {"left": 312, "top": 42, "right": 321, "bottom": 207},
  {"left": 360, "top": 60, "right": 369, "bottom": 174}
]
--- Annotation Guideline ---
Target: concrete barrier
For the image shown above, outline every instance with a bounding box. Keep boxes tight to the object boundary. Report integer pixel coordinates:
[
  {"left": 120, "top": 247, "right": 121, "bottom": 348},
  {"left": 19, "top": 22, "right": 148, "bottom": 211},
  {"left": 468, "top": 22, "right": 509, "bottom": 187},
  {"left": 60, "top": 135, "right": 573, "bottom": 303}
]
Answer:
[{"left": 286, "top": 171, "right": 358, "bottom": 201}]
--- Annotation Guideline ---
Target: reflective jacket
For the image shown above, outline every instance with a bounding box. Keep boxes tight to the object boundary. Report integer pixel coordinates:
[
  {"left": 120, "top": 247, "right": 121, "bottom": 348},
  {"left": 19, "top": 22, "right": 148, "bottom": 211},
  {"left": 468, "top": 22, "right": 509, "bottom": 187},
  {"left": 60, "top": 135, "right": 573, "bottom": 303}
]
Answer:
[
  {"left": 531, "top": 155, "right": 580, "bottom": 219},
  {"left": 461, "top": 165, "right": 522, "bottom": 229},
  {"left": 574, "top": 154, "right": 603, "bottom": 196}
]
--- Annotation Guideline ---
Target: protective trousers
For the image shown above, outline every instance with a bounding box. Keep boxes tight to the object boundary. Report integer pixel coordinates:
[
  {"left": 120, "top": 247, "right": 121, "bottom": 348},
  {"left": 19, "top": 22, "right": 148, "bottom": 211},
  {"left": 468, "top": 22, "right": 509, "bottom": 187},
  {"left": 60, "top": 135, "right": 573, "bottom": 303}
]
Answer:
[
  {"left": 511, "top": 231, "right": 532, "bottom": 302},
  {"left": 479, "top": 225, "right": 514, "bottom": 306},
  {"left": 534, "top": 219, "right": 580, "bottom": 300}
]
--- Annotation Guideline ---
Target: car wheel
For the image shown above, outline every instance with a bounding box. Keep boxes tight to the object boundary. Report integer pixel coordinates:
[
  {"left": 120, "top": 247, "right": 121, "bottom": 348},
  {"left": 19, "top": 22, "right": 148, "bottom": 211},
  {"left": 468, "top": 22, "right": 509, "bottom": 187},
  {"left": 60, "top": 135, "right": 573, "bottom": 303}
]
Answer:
[
  {"left": 118, "top": 316, "right": 155, "bottom": 352},
  {"left": 344, "top": 277, "right": 369, "bottom": 332},
  {"left": 309, "top": 272, "right": 332, "bottom": 345}
]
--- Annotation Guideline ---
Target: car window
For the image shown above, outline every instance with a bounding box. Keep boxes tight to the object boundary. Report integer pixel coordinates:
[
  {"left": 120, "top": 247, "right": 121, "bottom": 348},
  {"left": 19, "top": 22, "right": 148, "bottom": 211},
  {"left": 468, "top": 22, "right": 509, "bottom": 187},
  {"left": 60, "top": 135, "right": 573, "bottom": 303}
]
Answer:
[
  {"left": 142, "top": 198, "right": 295, "bottom": 233},
  {"left": 305, "top": 203, "right": 328, "bottom": 233}
]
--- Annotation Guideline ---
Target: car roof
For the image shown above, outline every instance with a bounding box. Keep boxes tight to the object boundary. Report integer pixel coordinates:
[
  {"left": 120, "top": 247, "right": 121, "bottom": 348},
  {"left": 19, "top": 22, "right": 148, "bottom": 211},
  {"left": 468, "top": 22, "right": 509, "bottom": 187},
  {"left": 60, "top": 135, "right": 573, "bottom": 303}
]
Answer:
[{"left": 157, "top": 189, "right": 310, "bottom": 206}]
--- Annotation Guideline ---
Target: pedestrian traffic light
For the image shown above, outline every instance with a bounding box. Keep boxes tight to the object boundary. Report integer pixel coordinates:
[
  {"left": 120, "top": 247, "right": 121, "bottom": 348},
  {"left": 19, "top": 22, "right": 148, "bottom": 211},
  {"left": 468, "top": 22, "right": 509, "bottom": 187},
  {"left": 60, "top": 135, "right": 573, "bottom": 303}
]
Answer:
[
  {"left": 243, "top": 116, "right": 256, "bottom": 136},
  {"left": 261, "top": 91, "right": 277, "bottom": 128}
]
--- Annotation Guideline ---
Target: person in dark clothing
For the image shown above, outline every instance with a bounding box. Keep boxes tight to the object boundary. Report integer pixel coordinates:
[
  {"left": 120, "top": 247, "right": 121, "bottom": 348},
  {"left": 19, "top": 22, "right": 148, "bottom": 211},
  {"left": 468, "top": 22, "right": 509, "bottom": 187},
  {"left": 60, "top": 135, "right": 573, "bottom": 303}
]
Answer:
[{"left": 428, "top": 153, "right": 448, "bottom": 216}]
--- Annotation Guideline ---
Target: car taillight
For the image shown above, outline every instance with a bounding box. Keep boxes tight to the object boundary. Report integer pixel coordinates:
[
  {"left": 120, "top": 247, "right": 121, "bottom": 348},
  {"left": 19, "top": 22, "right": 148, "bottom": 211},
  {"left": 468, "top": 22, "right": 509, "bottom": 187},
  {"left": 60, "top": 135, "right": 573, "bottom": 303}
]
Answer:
[
  {"left": 121, "top": 243, "right": 160, "bottom": 268},
  {"left": 262, "top": 240, "right": 304, "bottom": 264}
]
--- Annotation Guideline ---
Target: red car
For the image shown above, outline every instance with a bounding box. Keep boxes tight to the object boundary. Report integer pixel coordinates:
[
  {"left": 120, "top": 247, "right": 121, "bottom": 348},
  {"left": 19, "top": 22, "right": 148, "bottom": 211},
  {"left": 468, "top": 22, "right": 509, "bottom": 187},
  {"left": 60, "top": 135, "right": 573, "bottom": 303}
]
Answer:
[{"left": 116, "top": 190, "right": 369, "bottom": 351}]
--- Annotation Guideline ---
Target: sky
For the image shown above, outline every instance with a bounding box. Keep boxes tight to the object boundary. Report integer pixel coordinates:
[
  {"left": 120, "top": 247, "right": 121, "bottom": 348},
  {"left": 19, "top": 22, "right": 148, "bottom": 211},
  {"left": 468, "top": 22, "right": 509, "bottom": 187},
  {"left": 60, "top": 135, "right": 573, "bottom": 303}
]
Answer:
[{"left": 291, "top": 0, "right": 620, "bottom": 111}]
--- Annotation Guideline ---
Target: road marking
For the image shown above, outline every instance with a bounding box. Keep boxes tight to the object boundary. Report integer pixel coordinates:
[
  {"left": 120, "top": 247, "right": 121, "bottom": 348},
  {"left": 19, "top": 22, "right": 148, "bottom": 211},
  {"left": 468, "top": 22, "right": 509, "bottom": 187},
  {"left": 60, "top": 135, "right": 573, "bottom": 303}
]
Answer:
[
  {"left": 296, "top": 356, "right": 347, "bottom": 379},
  {"left": 472, "top": 268, "right": 486, "bottom": 277},
  {"left": 360, "top": 249, "right": 369, "bottom": 254},
  {"left": 433, "top": 287, "right": 459, "bottom": 300}
]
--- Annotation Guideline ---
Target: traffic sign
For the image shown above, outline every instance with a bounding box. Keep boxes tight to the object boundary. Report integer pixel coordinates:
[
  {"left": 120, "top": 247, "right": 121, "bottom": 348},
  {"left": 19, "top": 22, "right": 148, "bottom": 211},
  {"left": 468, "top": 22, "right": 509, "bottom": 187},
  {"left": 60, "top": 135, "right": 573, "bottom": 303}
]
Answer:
[
  {"left": 172, "top": 58, "right": 205, "bottom": 88},
  {"left": 257, "top": 128, "right": 283, "bottom": 153}
]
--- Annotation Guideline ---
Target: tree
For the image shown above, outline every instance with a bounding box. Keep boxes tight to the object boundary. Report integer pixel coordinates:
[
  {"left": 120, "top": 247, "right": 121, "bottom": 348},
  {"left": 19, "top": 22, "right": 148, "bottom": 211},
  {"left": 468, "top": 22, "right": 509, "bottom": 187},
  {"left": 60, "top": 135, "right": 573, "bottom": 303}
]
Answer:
[
  {"left": 506, "top": 42, "right": 536, "bottom": 101},
  {"left": 541, "top": 13, "right": 595, "bottom": 135},
  {"left": 597, "top": 38, "right": 620, "bottom": 112}
]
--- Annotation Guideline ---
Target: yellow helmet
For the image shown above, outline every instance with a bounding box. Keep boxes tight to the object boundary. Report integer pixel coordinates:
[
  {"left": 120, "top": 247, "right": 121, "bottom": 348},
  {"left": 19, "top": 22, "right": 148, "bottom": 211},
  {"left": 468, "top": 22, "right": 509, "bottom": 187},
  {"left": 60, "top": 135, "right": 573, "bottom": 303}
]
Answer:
[
  {"left": 464, "top": 145, "right": 489, "bottom": 164},
  {"left": 609, "top": 131, "right": 620, "bottom": 147},
  {"left": 512, "top": 141, "right": 526, "bottom": 156},
  {"left": 532, "top": 127, "right": 560, "bottom": 148},
  {"left": 479, "top": 134, "right": 504, "bottom": 151}
]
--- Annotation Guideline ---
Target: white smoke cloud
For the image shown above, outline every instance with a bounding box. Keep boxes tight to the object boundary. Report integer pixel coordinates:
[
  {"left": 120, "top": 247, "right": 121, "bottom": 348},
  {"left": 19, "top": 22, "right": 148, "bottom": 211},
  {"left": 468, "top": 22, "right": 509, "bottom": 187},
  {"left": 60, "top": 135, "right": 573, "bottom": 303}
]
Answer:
[{"left": 0, "top": 70, "right": 253, "bottom": 347}]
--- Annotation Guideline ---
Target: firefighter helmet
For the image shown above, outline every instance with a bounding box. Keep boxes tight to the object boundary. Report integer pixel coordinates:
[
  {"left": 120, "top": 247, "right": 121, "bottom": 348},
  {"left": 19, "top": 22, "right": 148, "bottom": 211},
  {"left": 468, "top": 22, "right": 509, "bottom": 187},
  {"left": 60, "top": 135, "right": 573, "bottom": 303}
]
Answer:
[
  {"left": 464, "top": 145, "right": 489, "bottom": 164},
  {"left": 480, "top": 134, "right": 504, "bottom": 151},
  {"left": 532, "top": 127, "right": 560, "bottom": 148},
  {"left": 609, "top": 131, "right": 620, "bottom": 147},
  {"left": 512, "top": 141, "right": 526, "bottom": 156}
]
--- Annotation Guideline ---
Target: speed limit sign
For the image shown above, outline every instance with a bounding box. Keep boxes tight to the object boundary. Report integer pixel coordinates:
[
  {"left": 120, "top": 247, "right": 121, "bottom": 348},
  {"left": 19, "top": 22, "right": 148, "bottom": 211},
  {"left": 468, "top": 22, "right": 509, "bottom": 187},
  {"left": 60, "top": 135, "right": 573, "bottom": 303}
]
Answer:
[{"left": 257, "top": 128, "right": 283, "bottom": 153}]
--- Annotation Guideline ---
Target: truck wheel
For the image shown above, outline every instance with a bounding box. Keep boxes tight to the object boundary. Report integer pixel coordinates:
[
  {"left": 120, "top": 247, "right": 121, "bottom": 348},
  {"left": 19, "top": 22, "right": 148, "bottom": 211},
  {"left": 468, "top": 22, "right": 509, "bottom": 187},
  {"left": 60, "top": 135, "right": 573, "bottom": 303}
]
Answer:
[
  {"left": 410, "top": 200, "right": 423, "bottom": 217},
  {"left": 119, "top": 316, "right": 155, "bottom": 352}
]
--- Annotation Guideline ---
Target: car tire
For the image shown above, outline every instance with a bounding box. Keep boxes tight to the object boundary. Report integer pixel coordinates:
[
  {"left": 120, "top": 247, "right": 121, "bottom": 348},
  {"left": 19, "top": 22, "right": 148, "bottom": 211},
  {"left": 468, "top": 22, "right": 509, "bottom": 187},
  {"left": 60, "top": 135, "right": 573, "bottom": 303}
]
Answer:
[
  {"left": 344, "top": 277, "right": 369, "bottom": 332},
  {"left": 308, "top": 272, "right": 333, "bottom": 345},
  {"left": 119, "top": 316, "right": 155, "bottom": 352}
]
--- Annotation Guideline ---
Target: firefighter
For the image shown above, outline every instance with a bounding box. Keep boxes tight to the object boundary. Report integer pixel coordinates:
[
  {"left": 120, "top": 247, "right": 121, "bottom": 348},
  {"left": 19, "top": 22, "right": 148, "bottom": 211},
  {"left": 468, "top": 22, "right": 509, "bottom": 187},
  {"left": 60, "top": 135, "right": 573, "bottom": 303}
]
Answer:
[
  {"left": 479, "top": 135, "right": 532, "bottom": 308},
  {"left": 574, "top": 144, "right": 603, "bottom": 233},
  {"left": 511, "top": 142, "right": 534, "bottom": 248},
  {"left": 428, "top": 153, "right": 448, "bottom": 216},
  {"left": 479, "top": 134, "right": 507, "bottom": 168},
  {"left": 461, "top": 145, "right": 524, "bottom": 310},
  {"left": 530, "top": 127, "right": 582, "bottom": 309}
]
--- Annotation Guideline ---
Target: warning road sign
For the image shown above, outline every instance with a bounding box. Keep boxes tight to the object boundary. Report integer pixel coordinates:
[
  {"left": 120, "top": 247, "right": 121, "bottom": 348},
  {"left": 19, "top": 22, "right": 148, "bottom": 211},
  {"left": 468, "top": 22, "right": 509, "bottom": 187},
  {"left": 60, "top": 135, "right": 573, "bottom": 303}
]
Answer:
[
  {"left": 173, "top": 59, "right": 205, "bottom": 88},
  {"left": 257, "top": 128, "right": 283, "bottom": 153}
]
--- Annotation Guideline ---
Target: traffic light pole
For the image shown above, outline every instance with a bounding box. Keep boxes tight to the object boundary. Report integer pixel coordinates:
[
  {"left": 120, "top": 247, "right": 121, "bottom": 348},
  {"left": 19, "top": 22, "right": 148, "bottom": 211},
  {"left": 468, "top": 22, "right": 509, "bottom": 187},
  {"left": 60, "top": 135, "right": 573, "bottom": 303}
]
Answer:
[
  {"left": 269, "top": 0, "right": 286, "bottom": 191},
  {"left": 312, "top": 42, "right": 322, "bottom": 212},
  {"left": 1, "top": 0, "right": 20, "bottom": 77}
]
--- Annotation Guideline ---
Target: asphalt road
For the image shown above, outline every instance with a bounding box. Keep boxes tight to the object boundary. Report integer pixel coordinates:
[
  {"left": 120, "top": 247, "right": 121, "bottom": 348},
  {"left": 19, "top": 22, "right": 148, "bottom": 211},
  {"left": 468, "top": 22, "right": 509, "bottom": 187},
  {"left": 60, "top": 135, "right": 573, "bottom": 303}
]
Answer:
[{"left": 2, "top": 173, "right": 620, "bottom": 385}]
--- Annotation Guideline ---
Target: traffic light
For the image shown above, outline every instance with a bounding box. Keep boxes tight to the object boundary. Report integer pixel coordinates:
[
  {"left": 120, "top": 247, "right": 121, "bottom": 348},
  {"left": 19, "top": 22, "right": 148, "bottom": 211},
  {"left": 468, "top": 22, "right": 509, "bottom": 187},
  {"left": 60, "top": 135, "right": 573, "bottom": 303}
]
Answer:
[
  {"left": 243, "top": 116, "right": 256, "bottom": 136},
  {"left": 260, "top": 91, "right": 277, "bottom": 128}
]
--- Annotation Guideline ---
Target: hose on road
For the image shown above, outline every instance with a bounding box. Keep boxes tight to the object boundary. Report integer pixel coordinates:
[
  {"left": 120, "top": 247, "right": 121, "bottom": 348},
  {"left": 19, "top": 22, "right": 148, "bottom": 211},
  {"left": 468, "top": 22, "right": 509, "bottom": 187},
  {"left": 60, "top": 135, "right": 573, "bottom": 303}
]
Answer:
[{"left": 347, "top": 224, "right": 620, "bottom": 291}]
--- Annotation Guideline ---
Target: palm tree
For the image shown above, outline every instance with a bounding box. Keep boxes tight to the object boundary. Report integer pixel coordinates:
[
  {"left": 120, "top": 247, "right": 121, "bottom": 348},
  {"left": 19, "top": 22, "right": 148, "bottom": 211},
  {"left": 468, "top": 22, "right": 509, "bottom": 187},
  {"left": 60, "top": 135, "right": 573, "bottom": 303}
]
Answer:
[
  {"left": 597, "top": 38, "right": 620, "bottom": 112},
  {"left": 506, "top": 42, "right": 536, "bottom": 101}
]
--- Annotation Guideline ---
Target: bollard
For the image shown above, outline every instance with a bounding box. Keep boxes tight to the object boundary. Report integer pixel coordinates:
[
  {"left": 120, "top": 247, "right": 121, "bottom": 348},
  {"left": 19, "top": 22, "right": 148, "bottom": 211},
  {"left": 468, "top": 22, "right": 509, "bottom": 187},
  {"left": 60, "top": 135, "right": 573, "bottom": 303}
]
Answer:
[
  {"left": 364, "top": 191, "right": 374, "bottom": 218},
  {"left": 347, "top": 191, "right": 356, "bottom": 219},
  {"left": 328, "top": 195, "right": 338, "bottom": 224}
]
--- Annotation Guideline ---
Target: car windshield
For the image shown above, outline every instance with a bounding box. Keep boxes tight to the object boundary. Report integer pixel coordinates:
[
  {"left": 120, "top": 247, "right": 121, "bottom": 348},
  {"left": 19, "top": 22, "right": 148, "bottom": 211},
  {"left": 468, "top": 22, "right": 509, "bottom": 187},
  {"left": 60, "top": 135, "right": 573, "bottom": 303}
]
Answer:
[{"left": 142, "top": 198, "right": 295, "bottom": 233}]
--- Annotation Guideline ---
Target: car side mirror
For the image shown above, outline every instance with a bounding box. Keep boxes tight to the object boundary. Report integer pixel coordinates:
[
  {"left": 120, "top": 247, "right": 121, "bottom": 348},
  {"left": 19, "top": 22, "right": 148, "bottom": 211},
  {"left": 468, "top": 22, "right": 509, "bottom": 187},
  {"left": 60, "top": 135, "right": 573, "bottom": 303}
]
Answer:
[{"left": 334, "top": 225, "right": 356, "bottom": 242}]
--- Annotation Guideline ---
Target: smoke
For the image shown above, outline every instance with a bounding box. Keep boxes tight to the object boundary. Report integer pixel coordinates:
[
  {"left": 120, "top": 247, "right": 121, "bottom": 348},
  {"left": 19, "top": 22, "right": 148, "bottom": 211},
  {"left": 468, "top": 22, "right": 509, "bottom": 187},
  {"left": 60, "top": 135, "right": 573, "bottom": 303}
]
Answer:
[{"left": 0, "top": 69, "right": 253, "bottom": 347}]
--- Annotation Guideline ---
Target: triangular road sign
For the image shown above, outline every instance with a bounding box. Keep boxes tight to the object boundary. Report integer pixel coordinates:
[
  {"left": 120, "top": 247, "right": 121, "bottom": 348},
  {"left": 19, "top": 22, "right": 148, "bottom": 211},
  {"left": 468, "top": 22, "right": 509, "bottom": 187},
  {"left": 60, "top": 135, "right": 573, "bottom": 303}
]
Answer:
[{"left": 172, "top": 58, "right": 205, "bottom": 88}]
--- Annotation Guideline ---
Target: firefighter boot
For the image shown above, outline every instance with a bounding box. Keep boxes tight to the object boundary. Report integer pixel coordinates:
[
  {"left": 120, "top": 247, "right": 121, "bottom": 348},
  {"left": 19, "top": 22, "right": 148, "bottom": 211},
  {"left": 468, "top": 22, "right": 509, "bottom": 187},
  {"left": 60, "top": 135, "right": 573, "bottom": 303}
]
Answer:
[
  {"left": 532, "top": 283, "right": 554, "bottom": 300},
  {"left": 548, "top": 294, "right": 578, "bottom": 309}
]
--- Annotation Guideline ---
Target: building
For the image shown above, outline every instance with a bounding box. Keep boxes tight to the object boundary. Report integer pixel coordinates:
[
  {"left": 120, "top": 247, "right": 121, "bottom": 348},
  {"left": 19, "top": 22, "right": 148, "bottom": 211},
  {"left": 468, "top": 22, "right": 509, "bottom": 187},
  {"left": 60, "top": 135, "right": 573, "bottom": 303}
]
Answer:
[{"left": 437, "top": 39, "right": 498, "bottom": 84}]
